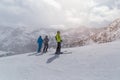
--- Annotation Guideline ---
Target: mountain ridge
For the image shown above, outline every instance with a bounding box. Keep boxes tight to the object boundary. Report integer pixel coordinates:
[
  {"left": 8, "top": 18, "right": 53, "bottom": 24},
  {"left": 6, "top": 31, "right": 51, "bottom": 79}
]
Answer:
[{"left": 0, "top": 18, "right": 120, "bottom": 53}]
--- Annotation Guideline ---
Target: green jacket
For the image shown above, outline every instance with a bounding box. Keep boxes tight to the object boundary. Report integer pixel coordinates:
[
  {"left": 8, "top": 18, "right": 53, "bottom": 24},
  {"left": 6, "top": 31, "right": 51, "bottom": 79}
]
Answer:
[{"left": 55, "top": 33, "right": 62, "bottom": 42}]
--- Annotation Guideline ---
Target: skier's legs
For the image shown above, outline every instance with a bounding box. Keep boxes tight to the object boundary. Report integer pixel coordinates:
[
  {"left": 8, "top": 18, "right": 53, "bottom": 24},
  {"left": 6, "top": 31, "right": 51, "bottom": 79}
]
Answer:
[
  {"left": 56, "top": 42, "right": 61, "bottom": 54},
  {"left": 43, "top": 44, "right": 48, "bottom": 53},
  {"left": 37, "top": 44, "right": 42, "bottom": 53},
  {"left": 58, "top": 42, "right": 61, "bottom": 53},
  {"left": 45, "top": 44, "right": 48, "bottom": 52},
  {"left": 56, "top": 42, "right": 59, "bottom": 53},
  {"left": 43, "top": 44, "right": 46, "bottom": 53},
  {"left": 37, "top": 44, "right": 40, "bottom": 53}
]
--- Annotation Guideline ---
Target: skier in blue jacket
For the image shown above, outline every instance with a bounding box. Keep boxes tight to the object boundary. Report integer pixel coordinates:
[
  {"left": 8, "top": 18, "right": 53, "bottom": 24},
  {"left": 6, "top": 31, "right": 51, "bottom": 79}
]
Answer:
[{"left": 37, "top": 36, "right": 43, "bottom": 53}]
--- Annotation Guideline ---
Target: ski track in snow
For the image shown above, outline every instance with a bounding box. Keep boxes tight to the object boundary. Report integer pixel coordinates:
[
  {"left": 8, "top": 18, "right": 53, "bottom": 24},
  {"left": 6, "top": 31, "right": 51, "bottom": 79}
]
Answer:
[{"left": 0, "top": 41, "right": 120, "bottom": 80}]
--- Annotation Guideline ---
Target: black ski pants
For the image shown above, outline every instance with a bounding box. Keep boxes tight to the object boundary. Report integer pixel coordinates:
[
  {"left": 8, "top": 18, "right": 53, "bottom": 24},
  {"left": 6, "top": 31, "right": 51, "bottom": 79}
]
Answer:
[
  {"left": 43, "top": 43, "right": 48, "bottom": 53},
  {"left": 56, "top": 42, "right": 61, "bottom": 53}
]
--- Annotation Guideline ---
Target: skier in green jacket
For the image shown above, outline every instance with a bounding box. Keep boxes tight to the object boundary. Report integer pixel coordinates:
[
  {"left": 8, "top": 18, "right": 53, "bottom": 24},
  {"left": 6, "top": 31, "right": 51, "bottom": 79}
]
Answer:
[{"left": 55, "top": 31, "right": 62, "bottom": 54}]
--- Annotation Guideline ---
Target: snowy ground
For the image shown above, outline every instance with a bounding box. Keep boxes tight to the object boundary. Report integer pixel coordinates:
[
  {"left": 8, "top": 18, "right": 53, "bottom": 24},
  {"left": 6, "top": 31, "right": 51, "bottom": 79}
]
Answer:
[{"left": 0, "top": 41, "right": 120, "bottom": 80}]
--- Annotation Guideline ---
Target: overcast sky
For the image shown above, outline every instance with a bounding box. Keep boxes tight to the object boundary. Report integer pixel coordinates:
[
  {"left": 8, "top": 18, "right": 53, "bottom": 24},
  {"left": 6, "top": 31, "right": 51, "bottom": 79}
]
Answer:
[{"left": 0, "top": 0, "right": 120, "bottom": 29}]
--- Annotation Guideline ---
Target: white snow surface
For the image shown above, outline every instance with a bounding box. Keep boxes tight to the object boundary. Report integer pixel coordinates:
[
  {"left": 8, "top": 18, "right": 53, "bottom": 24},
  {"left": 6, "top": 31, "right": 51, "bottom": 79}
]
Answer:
[{"left": 0, "top": 41, "right": 120, "bottom": 80}]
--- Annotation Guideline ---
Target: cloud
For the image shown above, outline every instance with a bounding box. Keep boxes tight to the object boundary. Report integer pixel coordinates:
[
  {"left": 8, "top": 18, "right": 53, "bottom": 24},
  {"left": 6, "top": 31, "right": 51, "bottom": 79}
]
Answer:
[
  {"left": 1, "top": 0, "right": 15, "bottom": 5},
  {"left": 62, "top": 0, "right": 120, "bottom": 28},
  {"left": 59, "top": 0, "right": 97, "bottom": 27},
  {"left": 90, "top": 6, "right": 120, "bottom": 22},
  {"left": 88, "top": 1, "right": 120, "bottom": 27},
  {"left": 43, "top": 0, "right": 62, "bottom": 10},
  {"left": 0, "top": 0, "right": 120, "bottom": 29}
]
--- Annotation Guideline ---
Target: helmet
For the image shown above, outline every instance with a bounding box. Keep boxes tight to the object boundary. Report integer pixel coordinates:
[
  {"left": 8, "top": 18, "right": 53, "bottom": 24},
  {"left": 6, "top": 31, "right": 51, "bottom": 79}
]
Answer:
[{"left": 57, "top": 31, "right": 60, "bottom": 33}]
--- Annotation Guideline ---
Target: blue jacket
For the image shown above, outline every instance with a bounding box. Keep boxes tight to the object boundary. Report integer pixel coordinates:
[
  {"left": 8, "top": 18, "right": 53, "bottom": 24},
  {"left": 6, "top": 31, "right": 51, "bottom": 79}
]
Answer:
[{"left": 37, "top": 36, "right": 43, "bottom": 45}]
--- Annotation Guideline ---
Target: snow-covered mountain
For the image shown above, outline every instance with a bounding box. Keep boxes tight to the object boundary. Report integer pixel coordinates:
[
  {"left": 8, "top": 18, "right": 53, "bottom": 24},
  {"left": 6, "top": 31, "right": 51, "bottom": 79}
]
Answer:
[
  {"left": 0, "top": 40, "right": 120, "bottom": 80},
  {"left": 0, "top": 18, "right": 120, "bottom": 53},
  {"left": 91, "top": 18, "right": 120, "bottom": 43},
  {"left": 0, "top": 26, "right": 57, "bottom": 53},
  {"left": 63, "top": 18, "right": 120, "bottom": 47}
]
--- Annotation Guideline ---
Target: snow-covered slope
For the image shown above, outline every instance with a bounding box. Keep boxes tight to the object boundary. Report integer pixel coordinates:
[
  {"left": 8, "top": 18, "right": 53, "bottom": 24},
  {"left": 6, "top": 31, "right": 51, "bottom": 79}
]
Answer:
[{"left": 0, "top": 40, "right": 120, "bottom": 80}]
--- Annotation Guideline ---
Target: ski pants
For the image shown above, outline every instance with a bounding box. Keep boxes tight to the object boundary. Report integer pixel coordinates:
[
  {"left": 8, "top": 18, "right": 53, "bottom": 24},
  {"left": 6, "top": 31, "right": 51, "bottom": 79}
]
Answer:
[
  {"left": 56, "top": 42, "right": 61, "bottom": 53},
  {"left": 37, "top": 44, "right": 42, "bottom": 53},
  {"left": 43, "top": 43, "right": 49, "bottom": 53}
]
